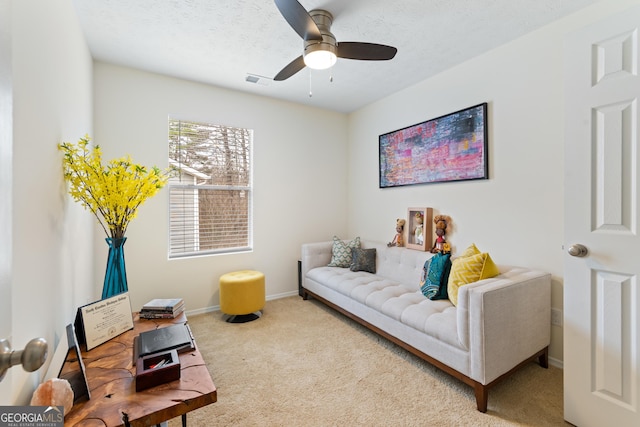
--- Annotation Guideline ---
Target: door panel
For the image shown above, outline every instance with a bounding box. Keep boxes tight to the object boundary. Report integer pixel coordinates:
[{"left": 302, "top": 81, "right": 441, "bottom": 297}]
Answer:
[{"left": 564, "top": 6, "right": 640, "bottom": 427}]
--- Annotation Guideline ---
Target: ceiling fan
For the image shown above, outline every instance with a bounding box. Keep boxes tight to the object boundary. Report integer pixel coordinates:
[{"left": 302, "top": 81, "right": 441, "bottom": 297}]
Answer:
[{"left": 273, "top": 0, "right": 398, "bottom": 81}]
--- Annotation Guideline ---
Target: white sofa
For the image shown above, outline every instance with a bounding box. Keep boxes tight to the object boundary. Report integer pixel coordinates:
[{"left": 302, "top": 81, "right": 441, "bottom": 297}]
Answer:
[{"left": 300, "top": 239, "right": 551, "bottom": 412}]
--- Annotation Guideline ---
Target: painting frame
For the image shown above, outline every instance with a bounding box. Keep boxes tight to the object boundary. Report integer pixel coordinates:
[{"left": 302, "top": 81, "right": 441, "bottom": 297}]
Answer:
[{"left": 379, "top": 103, "right": 488, "bottom": 188}]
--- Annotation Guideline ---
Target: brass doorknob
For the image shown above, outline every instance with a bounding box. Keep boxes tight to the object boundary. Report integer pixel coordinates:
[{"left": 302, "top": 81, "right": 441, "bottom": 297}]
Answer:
[{"left": 568, "top": 244, "right": 588, "bottom": 257}]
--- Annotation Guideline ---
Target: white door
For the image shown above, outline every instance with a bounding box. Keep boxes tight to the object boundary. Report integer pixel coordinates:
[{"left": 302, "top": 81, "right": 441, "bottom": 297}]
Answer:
[{"left": 564, "top": 6, "right": 640, "bottom": 427}]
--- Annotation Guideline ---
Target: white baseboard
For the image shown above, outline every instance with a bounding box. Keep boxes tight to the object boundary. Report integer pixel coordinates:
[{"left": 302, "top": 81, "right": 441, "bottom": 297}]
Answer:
[
  {"left": 185, "top": 291, "right": 300, "bottom": 317},
  {"left": 266, "top": 290, "right": 299, "bottom": 300},
  {"left": 549, "top": 356, "right": 563, "bottom": 369},
  {"left": 186, "top": 305, "right": 219, "bottom": 316}
]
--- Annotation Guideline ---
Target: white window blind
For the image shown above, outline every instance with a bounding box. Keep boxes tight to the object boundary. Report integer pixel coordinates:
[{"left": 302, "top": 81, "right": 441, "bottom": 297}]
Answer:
[{"left": 168, "top": 119, "right": 252, "bottom": 258}]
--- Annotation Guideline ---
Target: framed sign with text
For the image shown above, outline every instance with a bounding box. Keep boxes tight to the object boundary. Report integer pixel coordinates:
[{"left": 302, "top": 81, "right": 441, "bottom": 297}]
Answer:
[{"left": 74, "top": 292, "right": 134, "bottom": 351}]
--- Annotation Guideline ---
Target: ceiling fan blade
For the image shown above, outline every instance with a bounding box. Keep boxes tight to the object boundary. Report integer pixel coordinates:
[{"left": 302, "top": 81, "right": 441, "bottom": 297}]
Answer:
[
  {"left": 337, "top": 42, "right": 398, "bottom": 61},
  {"left": 274, "top": 55, "right": 306, "bottom": 81},
  {"left": 274, "top": 0, "right": 322, "bottom": 41}
]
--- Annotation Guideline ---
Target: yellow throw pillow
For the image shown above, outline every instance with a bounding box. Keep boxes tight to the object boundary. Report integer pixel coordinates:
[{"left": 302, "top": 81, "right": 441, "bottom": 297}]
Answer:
[
  {"left": 447, "top": 251, "right": 499, "bottom": 306},
  {"left": 481, "top": 253, "right": 500, "bottom": 279},
  {"left": 459, "top": 243, "right": 481, "bottom": 258}
]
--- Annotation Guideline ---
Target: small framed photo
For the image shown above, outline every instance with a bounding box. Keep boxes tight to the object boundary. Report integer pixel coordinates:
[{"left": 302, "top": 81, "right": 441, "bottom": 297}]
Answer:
[{"left": 406, "top": 208, "right": 433, "bottom": 251}]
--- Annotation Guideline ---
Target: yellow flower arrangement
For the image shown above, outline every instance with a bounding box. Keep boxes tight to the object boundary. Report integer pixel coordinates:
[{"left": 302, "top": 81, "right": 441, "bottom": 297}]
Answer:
[{"left": 59, "top": 135, "right": 169, "bottom": 239}]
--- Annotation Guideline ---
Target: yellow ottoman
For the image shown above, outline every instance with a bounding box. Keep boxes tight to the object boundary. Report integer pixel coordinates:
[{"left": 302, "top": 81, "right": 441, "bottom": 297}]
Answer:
[{"left": 219, "top": 270, "right": 265, "bottom": 323}]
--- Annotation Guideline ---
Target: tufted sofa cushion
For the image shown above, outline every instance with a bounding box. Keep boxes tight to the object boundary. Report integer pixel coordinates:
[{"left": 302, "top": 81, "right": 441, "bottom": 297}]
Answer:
[
  {"left": 306, "top": 265, "right": 461, "bottom": 349},
  {"left": 369, "top": 241, "right": 429, "bottom": 287}
]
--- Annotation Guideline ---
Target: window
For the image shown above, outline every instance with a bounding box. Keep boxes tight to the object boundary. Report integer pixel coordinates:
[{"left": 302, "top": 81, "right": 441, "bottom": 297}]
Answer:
[{"left": 168, "top": 119, "right": 252, "bottom": 258}]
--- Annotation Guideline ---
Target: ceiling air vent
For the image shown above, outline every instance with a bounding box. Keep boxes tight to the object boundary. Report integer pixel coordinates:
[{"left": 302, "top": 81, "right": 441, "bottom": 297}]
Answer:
[{"left": 245, "top": 74, "right": 271, "bottom": 86}]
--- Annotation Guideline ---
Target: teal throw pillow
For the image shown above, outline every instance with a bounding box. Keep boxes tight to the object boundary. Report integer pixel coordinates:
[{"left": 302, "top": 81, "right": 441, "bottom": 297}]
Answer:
[
  {"left": 420, "top": 253, "right": 451, "bottom": 300},
  {"left": 419, "top": 258, "right": 431, "bottom": 288},
  {"left": 328, "top": 236, "right": 361, "bottom": 268}
]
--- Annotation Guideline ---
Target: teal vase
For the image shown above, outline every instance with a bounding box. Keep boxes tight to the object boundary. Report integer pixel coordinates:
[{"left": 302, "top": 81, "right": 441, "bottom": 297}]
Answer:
[{"left": 102, "top": 237, "right": 128, "bottom": 299}]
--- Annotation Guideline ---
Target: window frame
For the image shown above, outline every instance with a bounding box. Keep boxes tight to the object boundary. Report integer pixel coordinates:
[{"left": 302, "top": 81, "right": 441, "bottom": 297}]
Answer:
[{"left": 167, "top": 118, "right": 253, "bottom": 259}]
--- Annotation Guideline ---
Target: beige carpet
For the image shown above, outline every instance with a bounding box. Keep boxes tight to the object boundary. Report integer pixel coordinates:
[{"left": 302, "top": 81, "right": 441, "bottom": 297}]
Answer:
[{"left": 171, "top": 296, "right": 566, "bottom": 426}]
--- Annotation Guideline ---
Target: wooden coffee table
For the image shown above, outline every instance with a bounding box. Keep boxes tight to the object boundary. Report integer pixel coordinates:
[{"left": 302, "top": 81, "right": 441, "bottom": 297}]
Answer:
[{"left": 62, "top": 313, "right": 216, "bottom": 426}]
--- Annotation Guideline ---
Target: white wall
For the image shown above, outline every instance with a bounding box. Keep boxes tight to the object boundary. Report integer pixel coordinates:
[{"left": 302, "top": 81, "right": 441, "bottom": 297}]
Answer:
[
  {"left": 0, "top": 0, "right": 13, "bottom": 354},
  {"left": 2, "top": 0, "right": 94, "bottom": 404},
  {"left": 347, "top": 0, "right": 640, "bottom": 363},
  {"left": 93, "top": 63, "right": 348, "bottom": 312},
  {"left": 0, "top": 0, "right": 13, "bottom": 404}
]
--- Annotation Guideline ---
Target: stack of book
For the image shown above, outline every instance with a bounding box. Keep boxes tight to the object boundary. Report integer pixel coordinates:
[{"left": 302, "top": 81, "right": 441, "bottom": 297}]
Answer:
[{"left": 140, "top": 298, "right": 185, "bottom": 319}]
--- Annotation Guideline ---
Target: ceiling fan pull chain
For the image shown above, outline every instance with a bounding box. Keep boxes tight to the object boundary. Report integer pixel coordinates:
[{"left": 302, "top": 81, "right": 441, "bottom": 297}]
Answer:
[
  {"left": 309, "top": 70, "right": 313, "bottom": 97},
  {"left": 329, "top": 69, "right": 333, "bottom": 83}
]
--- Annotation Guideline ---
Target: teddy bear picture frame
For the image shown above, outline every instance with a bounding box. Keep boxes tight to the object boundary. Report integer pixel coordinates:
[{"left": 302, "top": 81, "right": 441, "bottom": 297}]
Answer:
[{"left": 406, "top": 207, "right": 433, "bottom": 251}]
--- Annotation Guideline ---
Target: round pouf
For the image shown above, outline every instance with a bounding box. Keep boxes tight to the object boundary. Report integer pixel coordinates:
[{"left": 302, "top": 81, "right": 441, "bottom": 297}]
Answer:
[{"left": 219, "top": 270, "right": 265, "bottom": 323}]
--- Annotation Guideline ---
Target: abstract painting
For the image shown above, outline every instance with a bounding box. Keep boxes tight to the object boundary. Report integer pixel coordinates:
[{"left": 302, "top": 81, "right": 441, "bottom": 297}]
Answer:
[{"left": 379, "top": 103, "right": 488, "bottom": 188}]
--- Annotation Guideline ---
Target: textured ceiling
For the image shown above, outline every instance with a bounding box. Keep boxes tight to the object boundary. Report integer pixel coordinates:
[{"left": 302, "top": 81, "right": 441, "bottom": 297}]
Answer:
[{"left": 72, "top": 0, "right": 599, "bottom": 113}]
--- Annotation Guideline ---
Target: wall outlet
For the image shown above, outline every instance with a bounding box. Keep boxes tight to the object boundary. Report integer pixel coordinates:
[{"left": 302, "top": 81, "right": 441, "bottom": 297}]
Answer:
[{"left": 551, "top": 308, "right": 563, "bottom": 326}]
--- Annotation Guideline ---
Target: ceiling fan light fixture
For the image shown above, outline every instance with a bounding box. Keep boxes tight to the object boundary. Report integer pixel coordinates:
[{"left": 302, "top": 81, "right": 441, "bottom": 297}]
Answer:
[
  {"left": 303, "top": 42, "right": 337, "bottom": 70},
  {"left": 273, "top": 4, "right": 397, "bottom": 81}
]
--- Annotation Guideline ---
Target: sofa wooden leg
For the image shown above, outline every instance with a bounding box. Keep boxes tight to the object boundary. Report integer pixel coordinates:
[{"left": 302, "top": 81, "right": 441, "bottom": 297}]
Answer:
[
  {"left": 538, "top": 346, "right": 549, "bottom": 369},
  {"left": 474, "top": 383, "right": 488, "bottom": 413}
]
